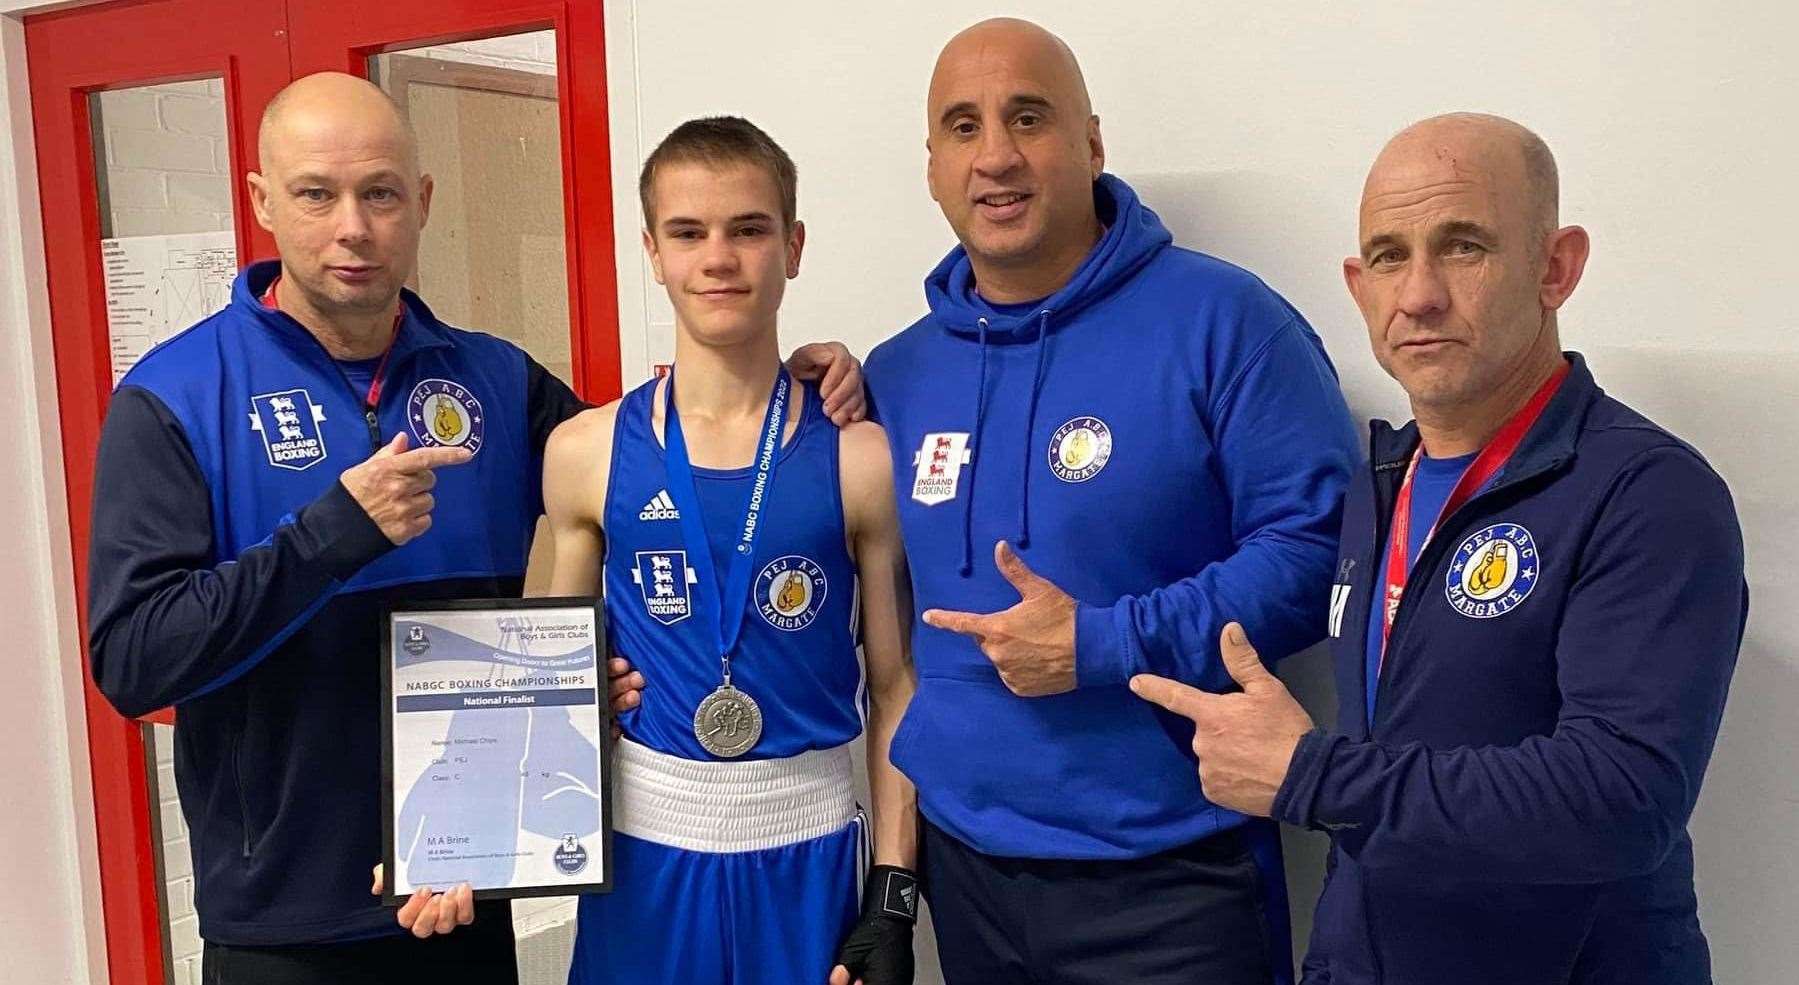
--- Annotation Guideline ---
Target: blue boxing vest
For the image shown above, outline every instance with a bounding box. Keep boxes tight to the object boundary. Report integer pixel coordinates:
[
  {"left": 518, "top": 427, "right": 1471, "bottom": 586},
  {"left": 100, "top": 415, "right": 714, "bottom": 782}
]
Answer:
[{"left": 603, "top": 376, "right": 862, "bottom": 760}]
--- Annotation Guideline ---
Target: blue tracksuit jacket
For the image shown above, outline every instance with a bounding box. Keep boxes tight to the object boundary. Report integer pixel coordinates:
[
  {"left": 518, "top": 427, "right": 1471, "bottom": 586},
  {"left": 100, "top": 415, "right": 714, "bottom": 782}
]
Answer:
[
  {"left": 1276, "top": 354, "right": 1745, "bottom": 984},
  {"left": 86, "top": 259, "right": 584, "bottom": 945}
]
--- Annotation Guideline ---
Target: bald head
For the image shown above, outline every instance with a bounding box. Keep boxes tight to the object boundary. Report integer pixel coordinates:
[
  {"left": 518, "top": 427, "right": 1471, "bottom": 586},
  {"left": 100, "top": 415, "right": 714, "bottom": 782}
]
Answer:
[
  {"left": 1346, "top": 112, "right": 1589, "bottom": 430},
  {"left": 247, "top": 71, "right": 434, "bottom": 341},
  {"left": 258, "top": 72, "right": 419, "bottom": 176},
  {"left": 1368, "top": 113, "right": 1559, "bottom": 241},
  {"left": 928, "top": 17, "right": 1092, "bottom": 129}
]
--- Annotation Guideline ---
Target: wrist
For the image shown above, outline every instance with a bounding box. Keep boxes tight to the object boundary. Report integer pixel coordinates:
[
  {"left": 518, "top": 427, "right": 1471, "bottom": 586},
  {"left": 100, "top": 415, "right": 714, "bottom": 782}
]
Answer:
[{"left": 862, "top": 864, "right": 919, "bottom": 924}]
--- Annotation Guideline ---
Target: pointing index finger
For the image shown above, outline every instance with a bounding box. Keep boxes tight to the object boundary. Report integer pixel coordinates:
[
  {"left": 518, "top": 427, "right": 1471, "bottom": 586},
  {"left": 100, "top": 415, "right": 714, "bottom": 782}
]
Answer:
[
  {"left": 1129, "top": 673, "right": 1210, "bottom": 721},
  {"left": 391, "top": 445, "right": 475, "bottom": 472}
]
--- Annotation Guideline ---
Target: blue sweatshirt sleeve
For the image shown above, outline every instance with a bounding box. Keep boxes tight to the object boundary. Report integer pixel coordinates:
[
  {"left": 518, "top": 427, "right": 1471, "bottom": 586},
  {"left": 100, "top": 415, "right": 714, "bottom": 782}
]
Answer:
[
  {"left": 1271, "top": 447, "right": 1745, "bottom": 883},
  {"left": 1073, "top": 317, "right": 1358, "bottom": 689},
  {"left": 86, "top": 385, "right": 395, "bottom": 718}
]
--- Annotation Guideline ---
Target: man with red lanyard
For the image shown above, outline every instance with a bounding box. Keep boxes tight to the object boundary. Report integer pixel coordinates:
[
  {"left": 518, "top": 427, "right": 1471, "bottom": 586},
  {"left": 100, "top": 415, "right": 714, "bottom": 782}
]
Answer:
[
  {"left": 1131, "top": 113, "right": 1746, "bottom": 984},
  {"left": 84, "top": 72, "right": 864, "bottom": 985}
]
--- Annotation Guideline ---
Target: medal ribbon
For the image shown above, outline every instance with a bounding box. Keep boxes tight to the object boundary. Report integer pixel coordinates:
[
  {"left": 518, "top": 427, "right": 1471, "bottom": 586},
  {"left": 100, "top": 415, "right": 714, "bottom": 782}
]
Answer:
[
  {"left": 1379, "top": 361, "right": 1569, "bottom": 671},
  {"left": 661, "top": 367, "right": 792, "bottom": 685}
]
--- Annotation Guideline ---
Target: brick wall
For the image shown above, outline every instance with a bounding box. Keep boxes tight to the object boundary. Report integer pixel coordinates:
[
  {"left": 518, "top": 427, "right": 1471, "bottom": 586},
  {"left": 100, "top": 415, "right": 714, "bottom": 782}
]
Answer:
[{"left": 93, "top": 79, "right": 233, "bottom": 240}]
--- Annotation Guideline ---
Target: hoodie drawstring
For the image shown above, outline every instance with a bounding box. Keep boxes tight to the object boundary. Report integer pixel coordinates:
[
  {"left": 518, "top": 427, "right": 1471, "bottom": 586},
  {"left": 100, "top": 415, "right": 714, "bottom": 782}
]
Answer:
[
  {"left": 1017, "top": 309, "right": 1051, "bottom": 550},
  {"left": 960, "top": 318, "right": 992, "bottom": 576}
]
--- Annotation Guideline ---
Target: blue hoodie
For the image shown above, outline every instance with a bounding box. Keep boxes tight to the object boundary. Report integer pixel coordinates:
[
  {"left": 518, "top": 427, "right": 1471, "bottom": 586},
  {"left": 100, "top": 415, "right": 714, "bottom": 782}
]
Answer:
[{"left": 864, "top": 175, "right": 1359, "bottom": 860}]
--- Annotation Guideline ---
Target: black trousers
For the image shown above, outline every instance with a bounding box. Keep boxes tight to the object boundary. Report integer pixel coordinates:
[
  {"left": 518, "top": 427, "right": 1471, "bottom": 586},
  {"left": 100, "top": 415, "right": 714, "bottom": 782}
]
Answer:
[
  {"left": 923, "top": 819, "right": 1277, "bottom": 985},
  {"left": 200, "top": 902, "right": 518, "bottom": 985}
]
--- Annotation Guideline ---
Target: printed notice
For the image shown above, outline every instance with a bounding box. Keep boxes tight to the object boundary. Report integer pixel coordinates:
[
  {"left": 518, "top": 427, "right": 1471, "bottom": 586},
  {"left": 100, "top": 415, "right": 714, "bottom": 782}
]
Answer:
[{"left": 100, "top": 231, "right": 237, "bottom": 384}]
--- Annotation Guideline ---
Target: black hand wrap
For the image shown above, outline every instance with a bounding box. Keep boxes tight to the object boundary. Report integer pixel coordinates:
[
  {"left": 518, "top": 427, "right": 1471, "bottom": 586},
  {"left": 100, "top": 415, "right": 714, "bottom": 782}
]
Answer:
[{"left": 833, "top": 865, "right": 918, "bottom": 985}]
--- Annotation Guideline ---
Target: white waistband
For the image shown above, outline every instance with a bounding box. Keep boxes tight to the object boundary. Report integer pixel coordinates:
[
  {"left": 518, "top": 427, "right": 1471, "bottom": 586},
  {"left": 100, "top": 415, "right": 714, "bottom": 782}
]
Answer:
[{"left": 612, "top": 736, "right": 856, "bottom": 854}]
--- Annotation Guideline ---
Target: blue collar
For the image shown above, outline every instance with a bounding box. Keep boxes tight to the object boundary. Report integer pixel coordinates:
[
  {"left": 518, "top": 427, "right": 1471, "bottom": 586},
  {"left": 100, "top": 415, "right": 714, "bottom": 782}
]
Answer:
[
  {"left": 233, "top": 259, "right": 456, "bottom": 369},
  {"left": 1369, "top": 352, "right": 1601, "bottom": 496}
]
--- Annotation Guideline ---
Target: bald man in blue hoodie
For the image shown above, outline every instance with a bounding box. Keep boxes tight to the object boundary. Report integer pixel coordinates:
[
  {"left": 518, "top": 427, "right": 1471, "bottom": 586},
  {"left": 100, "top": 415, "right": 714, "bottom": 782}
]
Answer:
[{"left": 862, "top": 18, "right": 1358, "bottom": 985}]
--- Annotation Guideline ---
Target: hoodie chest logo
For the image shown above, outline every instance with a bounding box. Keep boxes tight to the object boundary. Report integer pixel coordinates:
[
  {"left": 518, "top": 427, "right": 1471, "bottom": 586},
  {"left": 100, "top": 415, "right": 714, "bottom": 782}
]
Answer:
[
  {"left": 248, "top": 388, "right": 329, "bottom": 471},
  {"left": 408, "top": 378, "right": 485, "bottom": 456},
  {"left": 912, "top": 432, "right": 972, "bottom": 506},
  {"left": 1047, "top": 416, "right": 1112, "bottom": 483},
  {"left": 1445, "top": 524, "right": 1540, "bottom": 619}
]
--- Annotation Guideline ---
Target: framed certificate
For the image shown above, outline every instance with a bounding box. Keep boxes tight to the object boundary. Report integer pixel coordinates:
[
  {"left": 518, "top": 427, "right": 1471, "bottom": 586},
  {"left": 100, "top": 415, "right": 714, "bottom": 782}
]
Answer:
[{"left": 381, "top": 597, "right": 612, "bottom": 902}]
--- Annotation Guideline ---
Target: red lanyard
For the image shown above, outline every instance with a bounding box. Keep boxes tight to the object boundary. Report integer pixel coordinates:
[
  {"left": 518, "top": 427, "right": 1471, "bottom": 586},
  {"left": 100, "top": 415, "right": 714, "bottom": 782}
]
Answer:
[
  {"left": 1379, "top": 361, "right": 1570, "bottom": 668},
  {"left": 260, "top": 275, "right": 403, "bottom": 408}
]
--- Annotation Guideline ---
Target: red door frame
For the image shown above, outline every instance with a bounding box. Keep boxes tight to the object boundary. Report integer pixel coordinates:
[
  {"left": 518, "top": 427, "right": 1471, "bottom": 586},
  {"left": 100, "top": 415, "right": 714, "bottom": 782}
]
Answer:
[{"left": 25, "top": 1, "right": 618, "bottom": 981}]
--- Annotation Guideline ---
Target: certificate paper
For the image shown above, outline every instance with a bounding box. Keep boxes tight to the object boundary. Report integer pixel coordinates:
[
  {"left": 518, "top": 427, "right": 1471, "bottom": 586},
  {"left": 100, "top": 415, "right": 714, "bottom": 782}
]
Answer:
[{"left": 381, "top": 598, "right": 611, "bottom": 902}]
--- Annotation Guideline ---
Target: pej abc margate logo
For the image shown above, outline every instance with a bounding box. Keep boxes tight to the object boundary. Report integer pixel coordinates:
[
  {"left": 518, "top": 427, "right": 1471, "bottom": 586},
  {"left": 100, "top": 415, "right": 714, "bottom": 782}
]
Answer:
[
  {"left": 249, "top": 389, "right": 329, "bottom": 471},
  {"left": 408, "top": 379, "right": 485, "bottom": 456},
  {"left": 553, "top": 834, "right": 589, "bottom": 875},
  {"left": 1047, "top": 416, "right": 1112, "bottom": 482},
  {"left": 757, "top": 555, "right": 828, "bottom": 632},
  {"left": 1445, "top": 523, "right": 1540, "bottom": 618}
]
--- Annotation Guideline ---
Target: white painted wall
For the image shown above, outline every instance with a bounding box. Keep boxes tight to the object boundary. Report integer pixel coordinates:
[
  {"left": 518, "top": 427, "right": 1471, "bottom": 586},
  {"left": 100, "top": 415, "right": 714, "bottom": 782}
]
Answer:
[
  {"left": 601, "top": 3, "right": 1799, "bottom": 983},
  {"left": 0, "top": 10, "right": 108, "bottom": 985},
  {"left": 2, "top": 3, "right": 1794, "bottom": 983}
]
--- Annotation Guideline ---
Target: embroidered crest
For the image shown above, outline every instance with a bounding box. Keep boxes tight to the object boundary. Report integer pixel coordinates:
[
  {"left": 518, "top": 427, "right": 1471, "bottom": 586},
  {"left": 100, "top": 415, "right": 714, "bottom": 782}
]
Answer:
[
  {"left": 248, "top": 389, "right": 329, "bottom": 471},
  {"left": 756, "top": 555, "right": 828, "bottom": 632},
  {"left": 912, "top": 432, "right": 972, "bottom": 506},
  {"left": 632, "top": 550, "right": 698, "bottom": 625},
  {"left": 1047, "top": 416, "right": 1112, "bottom": 482},
  {"left": 1445, "top": 523, "right": 1540, "bottom": 618},
  {"left": 407, "top": 378, "right": 485, "bottom": 456}
]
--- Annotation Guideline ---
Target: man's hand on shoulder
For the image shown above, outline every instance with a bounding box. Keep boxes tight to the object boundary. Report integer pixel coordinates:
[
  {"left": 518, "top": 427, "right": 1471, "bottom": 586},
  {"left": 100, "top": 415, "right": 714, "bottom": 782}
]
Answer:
[{"left": 787, "top": 341, "right": 867, "bottom": 426}]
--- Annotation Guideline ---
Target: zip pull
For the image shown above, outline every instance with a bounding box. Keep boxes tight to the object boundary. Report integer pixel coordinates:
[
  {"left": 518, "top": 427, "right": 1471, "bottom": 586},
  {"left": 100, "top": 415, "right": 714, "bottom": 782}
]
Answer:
[{"left": 363, "top": 407, "right": 381, "bottom": 451}]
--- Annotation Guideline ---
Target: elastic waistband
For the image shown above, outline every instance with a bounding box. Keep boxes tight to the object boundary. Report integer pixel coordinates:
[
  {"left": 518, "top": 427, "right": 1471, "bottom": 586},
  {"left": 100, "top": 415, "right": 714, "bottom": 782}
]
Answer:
[{"left": 613, "top": 737, "right": 856, "bottom": 854}]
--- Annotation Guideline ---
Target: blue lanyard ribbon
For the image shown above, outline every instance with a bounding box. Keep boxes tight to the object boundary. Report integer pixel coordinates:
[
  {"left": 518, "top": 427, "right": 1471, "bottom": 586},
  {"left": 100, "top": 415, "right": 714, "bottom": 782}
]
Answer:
[{"left": 661, "top": 367, "right": 792, "bottom": 681}]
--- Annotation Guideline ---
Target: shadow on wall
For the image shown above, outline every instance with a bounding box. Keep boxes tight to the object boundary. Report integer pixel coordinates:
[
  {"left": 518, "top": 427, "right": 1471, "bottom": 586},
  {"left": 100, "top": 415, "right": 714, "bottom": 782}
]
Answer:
[{"left": 1577, "top": 344, "right": 1799, "bottom": 985}]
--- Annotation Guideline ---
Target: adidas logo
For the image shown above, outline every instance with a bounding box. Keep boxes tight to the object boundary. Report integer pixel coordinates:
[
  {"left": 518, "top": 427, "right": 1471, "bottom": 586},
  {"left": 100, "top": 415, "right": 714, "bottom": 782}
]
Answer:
[{"left": 638, "top": 490, "right": 680, "bottom": 521}]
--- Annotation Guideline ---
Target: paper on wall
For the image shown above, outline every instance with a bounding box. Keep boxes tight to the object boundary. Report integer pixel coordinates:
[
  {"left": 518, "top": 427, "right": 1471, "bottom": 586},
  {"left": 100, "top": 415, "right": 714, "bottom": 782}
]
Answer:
[{"left": 101, "top": 231, "right": 237, "bottom": 385}]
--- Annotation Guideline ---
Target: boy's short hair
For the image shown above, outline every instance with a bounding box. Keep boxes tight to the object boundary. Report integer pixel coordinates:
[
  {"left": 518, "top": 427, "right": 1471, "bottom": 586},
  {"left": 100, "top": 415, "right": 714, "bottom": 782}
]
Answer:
[{"left": 639, "top": 116, "right": 798, "bottom": 229}]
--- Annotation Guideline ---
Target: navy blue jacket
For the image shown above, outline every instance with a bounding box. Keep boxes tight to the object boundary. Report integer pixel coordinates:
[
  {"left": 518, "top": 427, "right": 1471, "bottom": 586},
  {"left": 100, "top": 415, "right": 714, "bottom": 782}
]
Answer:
[
  {"left": 87, "top": 260, "right": 584, "bottom": 945},
  {"left": 1275, "top": 354, "right": 1745, "bottom": 984}
]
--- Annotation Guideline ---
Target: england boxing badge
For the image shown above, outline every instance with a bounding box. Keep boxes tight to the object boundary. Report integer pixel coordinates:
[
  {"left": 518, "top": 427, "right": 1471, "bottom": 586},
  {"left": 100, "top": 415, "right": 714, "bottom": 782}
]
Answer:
[
  {"left": 632, "top": 550, "right": 698, "bottom": 626},
  {"left": 1047, "top": 416, "right": 1112, "bottom": 482},
  {"left": 407, "top": 378, "right": 484, "bottom": 455},
  {"left": 249, "top": 388, "right": 329, "bottom": 471},
  {"left": 1446, "top": 523, "right": 1539, "bottom": 618},
  {"left": 756, "top": 555, "right": 828, "bottom": 632},
  {"left": 912, "top": 432, "right": 971, "bottom": 506}
]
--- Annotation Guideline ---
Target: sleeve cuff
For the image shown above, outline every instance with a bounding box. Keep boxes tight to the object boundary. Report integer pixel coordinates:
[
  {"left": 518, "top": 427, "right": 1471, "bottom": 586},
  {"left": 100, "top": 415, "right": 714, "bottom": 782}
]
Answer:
[
  {"left": 295, "top": 481, "right": 395, "bottom": 579},
  {"left": 1272, "top": 728, "right": 1337, "bottom": 830},
  {"left": 1074, "top": 600, "right": 1132, "bottom": 687}
]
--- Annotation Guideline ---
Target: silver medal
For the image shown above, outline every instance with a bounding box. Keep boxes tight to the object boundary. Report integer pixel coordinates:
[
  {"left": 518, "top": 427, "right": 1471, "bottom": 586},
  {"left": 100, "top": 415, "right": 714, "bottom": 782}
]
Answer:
[{"left": 694, "top": 684, "right": 763, "bottom": 758}]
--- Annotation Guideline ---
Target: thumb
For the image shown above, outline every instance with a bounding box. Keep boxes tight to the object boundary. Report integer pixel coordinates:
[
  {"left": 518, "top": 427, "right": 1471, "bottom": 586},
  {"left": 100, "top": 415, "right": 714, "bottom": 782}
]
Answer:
[
  {"left": 1219, "top": 622, "right": 1276, "bottom": 690},
  {"left": 785, "top": 343, "right": 824, "bottom": 376},
  {"left": 994, "top": 541, "right": 1053, "bottom": 598},
  {"left": 828, "top": 965, "right": 851, "bottom": 985},
  {"left": 373, "top": 432, "right": 408, "bottom": 459},
  {"left": 370, "top": 863, "right": 384, "bottom": 896}
]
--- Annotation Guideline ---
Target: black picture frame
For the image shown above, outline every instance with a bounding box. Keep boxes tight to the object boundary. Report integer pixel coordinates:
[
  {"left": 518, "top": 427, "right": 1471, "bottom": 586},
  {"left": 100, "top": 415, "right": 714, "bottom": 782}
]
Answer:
[{"left": 380, "top": 595, "right": 612, "bottom": 904}]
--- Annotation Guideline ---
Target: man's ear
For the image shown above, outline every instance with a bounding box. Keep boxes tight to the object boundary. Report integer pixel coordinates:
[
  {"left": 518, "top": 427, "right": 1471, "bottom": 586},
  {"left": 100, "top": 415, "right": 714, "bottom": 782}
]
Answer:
[
  {"left": 246, "top": 171, "right": 275, "bottom": 233},
  {"left": 1539, "top": 225, "right": 1590, "bottom": 312},
  {"left": 786, "top": 220, "right": 806, "bottom": 279}
]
